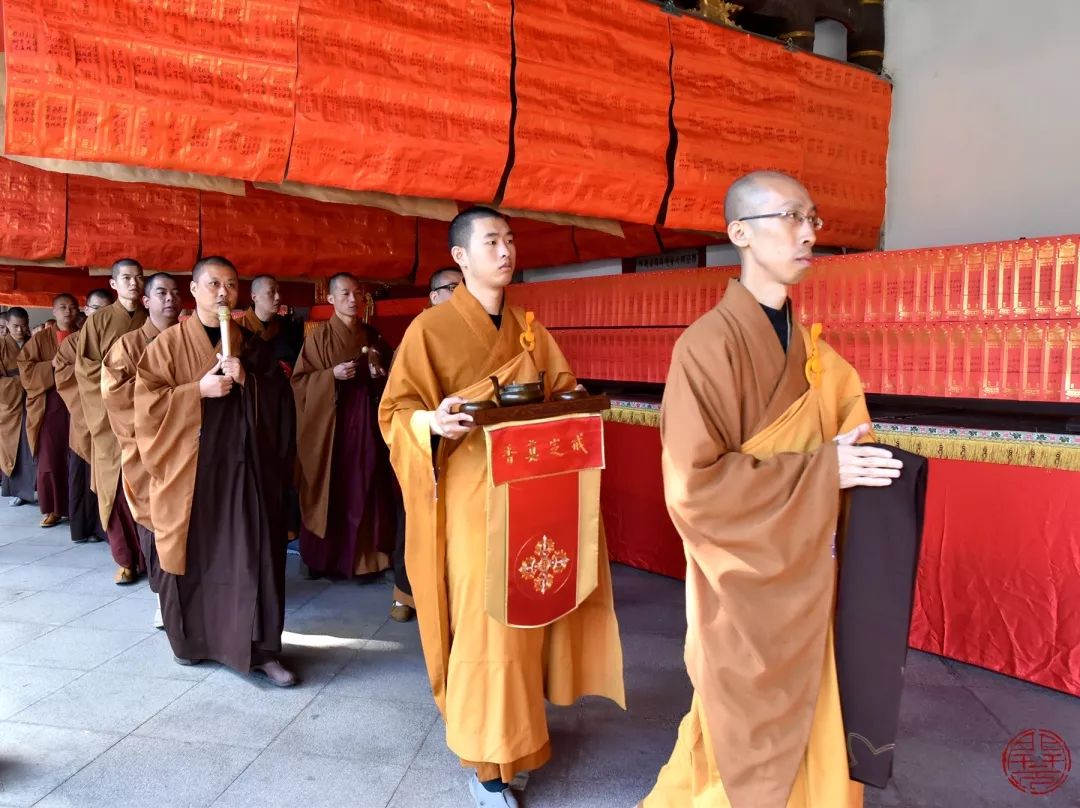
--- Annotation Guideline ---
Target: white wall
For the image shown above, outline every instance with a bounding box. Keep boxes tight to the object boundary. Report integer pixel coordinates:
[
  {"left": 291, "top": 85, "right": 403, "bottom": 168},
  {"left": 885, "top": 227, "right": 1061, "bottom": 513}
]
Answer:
[{"left": 884, "top": 0, "right": 1080, "bottom": 249}]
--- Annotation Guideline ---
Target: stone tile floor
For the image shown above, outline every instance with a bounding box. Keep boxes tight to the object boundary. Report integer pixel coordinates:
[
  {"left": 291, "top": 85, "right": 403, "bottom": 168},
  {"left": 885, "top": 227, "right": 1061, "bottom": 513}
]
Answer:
[{"left": 0, "top": 502, "right": 1077, "bottom": 807}]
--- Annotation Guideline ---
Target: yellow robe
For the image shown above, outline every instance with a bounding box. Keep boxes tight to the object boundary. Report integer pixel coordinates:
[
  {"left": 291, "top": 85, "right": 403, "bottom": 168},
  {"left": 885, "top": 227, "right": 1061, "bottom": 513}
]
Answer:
[
  {"left": 379, "top": 284, "right": 625, "bottom": 782},
  {"left": 643, "top": 281, "right": 868, "bottom": 808}
]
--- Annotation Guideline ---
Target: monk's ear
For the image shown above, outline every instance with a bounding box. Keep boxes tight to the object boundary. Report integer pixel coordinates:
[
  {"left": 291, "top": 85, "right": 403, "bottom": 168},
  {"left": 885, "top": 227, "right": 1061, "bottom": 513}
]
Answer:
[
  {"left": 428, "top": 291, "right": 438, "bottom": 306},
  {"left": 189, "top": 280, "right": 198, "bottom": 299},
  {"left": 728, "top": 219, "right": 750, "bottom": 249},
  {"left": 450, "top": 245, "right": 467, "bottom": 269}
]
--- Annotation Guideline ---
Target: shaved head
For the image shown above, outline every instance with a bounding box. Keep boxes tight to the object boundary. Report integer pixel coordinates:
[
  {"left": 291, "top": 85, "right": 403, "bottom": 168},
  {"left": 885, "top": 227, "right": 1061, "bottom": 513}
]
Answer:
[
  {"left": 724, "top": 171, "right": 808, "bottom": 224},
  {"left": 53, "top": 294, "right": 79, "bottom": 331},
  {"left": 87, "top": 288, "right": 114, "bottom": 307},
  {"left": 111, "top": 258, "right": 143, "bottom": 280},
  {"left": 192, "top": 256, "right": 237, "bottom": 283},
  {"left": 251, "top": 275, "right": 276, "bottom": 295},
  {"left": 53, "top": 293, "right": 77, "bottom": 308},
  {"left": 328, "top": 272, "right": 359, "bottom": 295},
  {"left": 7, "top": 306, "right": 28, "bottom": 323}
]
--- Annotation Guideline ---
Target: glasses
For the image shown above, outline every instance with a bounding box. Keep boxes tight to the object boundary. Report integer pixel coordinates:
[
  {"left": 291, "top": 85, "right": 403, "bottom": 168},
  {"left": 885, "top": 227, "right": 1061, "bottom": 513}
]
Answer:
[
  {"left": 738, "top": 211, "right": 824, "bottom": 231},
  {"left": 432, "top": 282, "right": 459, "bottom": 294}
]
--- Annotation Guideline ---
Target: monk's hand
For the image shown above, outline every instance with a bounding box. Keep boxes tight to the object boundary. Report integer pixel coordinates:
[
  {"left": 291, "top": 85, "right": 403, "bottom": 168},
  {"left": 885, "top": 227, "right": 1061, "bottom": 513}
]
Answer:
[
  {"left": 430, "top": 396, "right": 474, "bottom": 440},
  {"left": 835, "top": 424, "right": 903, "bottom": 489},
  {"left": 363, "top": 347, "right": 386, "bottom": 378},
  {"left": 333, "top": 360, "right": 358, "bottom": 381},
  {"left": 199, "top": 360, "right": 233, "bottom": 399},
  {"left": 218, "top": 354, "right": 246, "bottom": 386}
]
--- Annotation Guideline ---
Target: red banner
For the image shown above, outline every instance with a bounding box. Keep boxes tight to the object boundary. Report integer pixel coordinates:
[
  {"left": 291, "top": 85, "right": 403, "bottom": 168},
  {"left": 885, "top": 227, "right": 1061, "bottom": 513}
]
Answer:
[
  {"left": 665, "top": 16, "right": 802, "bottom": 231},
  {"left": 0, "top": 157, "right": 66, "bottom": 260},
  {"left": 573, "top": 223, "right": 661, "bottom": 263},
  {"left": 3, "top": 0, "right": 298, "bottom": 181},
  {"left": 795, "top": 52, "right": 890, "bottom": 250},
  {"left": 65, "top": 175, "right": 199, "bottom": 270},
  {"left": 200, "top": 186, "right": 416, "bottom": 279},
  {"left": 500, "top": 0, "right": 670, "bottom": 223},
  {"left": 288, "top": 0, "right": 511, "bottom": 201},
  {"left": 485, "top": 414, "right": 605, "bottom": 627},
  {"left": 488, "top": 414, "right": 604, "bottom": 486}
]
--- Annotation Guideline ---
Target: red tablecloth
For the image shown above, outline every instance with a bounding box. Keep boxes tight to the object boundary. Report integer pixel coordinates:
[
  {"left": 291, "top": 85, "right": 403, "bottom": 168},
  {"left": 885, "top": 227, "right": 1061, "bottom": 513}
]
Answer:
[{"left": 600, "top": 421, "right": 1080, "bottom": 696}]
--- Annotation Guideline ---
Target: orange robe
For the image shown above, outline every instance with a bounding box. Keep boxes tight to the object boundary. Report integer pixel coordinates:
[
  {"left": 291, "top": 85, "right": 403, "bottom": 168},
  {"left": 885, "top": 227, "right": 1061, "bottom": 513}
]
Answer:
[
  {"left": 74, "top": 300, "right": 147, "bottom": 527},
  {"left": 642, "top": 280, "right": 868, "bottom": 808},
  {"left": 18, "top": 328, "right": 71, "bottom": 516},
  {"left": 53, "top": 335, "right": 92, "bottom": 465},
  {"left": 379, "top": 285, "right": 625, "bottom": 783},
  {"left": 16, "top": 328, "right": 64, "bottom": 455},
  {"left": 102, "top": 320, "right": 161, "bottom": 528},
  {"left": 0, "top": 336, "right": 23, "bottom": 478}
]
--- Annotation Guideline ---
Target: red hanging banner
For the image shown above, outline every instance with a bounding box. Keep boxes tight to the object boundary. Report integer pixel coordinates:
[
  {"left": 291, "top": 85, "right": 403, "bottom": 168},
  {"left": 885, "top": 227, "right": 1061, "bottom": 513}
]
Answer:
[
  {"left": 3, "top": 0, "right": 298, "bottom": 181},
  {"left": 484, "top": 414, "right": 606, "bottom": 628},
  {"left": 665, "top": 16, "right": 802, "bottom": 232},
  {"left": 573, "top": 223, "right": 661, "bottom": 262},
  {"left": 794, "top": 52, "right": 891, "bottom": 250},
  {"left": 200, "top": 186, "right": 416, "bottom": 279},
  {"left": 65, "top": 175, "right": 199, "bottom": 270},
  {"left": 0, "top": 157, "right": 65, "bottom": 260},
  {"left": 288, "top": 0, "right": 511, "bottom": 202},
  {"left": 500, "top": 0, "right": 670, "bottom": 224}
]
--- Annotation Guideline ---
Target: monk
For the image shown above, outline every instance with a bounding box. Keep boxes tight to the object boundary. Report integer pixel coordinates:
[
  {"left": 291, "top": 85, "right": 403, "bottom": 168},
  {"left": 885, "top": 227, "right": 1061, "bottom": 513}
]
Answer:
[
  {"left": 641, "top": 172, "right": 904, "bottom": 808},
  {"left": 75, "top": 260, "right": 147, "bottom": 583},
  {"left": 17, "top": 294, "right": 80, "bottom": 527},
  {"left": 428, "top": 267, "right": 464, "bottom": 306},
  {"left": 1, "top": 308, "right": 36, "bottom": 506},
  {"left": 0, "top": 311, "right": 7, "bottom": 339},
  {"left": 103, "top": 273, "right": 181, "bottom": 601},
  {"left": 135, "top": 256, "right": 296, "bottom": 686},
  {"left": 242, "top": 274, "right": 303, "bottom": 372},
  {"left": 380, "top": 207, "right": 624, "bottom": 808},
  {"left": 293, "top": 272, "right": 398, "bottom": 598}
]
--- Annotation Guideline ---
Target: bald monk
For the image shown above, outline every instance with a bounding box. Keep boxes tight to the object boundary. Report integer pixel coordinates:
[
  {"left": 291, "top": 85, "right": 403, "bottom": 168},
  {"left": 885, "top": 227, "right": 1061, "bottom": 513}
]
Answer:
[
  {"left": 242, "top": 274, "right": 303, "bottom": 373},
  {"left": 0, "top": 311, "right": 7, "bottom": 339},
  {"left": 135, "top": 256, "right": 296, "bottom": 685},
  {"left": 17, "top": 294, "right": 80, "bottom": 527},
  {"left": 76, "top": 260, "right": 147, "bottom": 583},
  {"left": 380, "top": 207, "right": 624, "bottom": 808},
  {"left": 293, "top": 272, "right": 398, "bottom": 592},
  {"left": 429, "top": 267, "right": 464, "bottom": 307},
  {"left": 641, "top": 172, "right": 904, "bottom": 808},
  {"left": 103, "top": 274, "right": 182, "bottom": 598},
  {"left": 1, "top": 308, "right": 36, "bottom": 506},
  {"left": 53, "top": 291, "right": 111, "bottom": 543}
]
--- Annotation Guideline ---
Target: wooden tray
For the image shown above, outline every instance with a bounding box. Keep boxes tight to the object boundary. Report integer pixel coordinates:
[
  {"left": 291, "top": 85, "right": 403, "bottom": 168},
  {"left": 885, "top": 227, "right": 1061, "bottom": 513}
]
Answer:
[{"left": 470, "top": 394, "right": 611, "bottom": 426}]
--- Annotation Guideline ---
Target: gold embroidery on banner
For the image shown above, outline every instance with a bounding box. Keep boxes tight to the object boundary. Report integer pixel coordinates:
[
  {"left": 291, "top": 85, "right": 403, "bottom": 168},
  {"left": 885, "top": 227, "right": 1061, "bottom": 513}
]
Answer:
[{"left": 518, "top": 535, "right": 570, "bottom": 595}]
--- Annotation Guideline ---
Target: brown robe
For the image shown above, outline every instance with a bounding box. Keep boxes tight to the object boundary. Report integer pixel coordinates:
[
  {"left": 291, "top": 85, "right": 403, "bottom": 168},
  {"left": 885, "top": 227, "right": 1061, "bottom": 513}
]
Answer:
[
  {"left": 0, "top": 336, "right": 24, "bottom": 478},
  {"left": 241, "top": 308, "right": 303, "bottom": 370},
  {"left": 292, "top": 314, "right": 395, "bottom": 576},
  {"left": 135, "top": 316, "right": 295, "bottom": 671},
  {"left": 379, "top": 285, "right": 624, "bottom": 781},
  {"left": 75, "top": 300, "right": 147, "bottom": 528},
  {"left": 657, "top": 280, "right": 869, "bottom": 808},
  {"left": 53, "top": 336, "right": 92, "bottom": 465},
  {"left": 18, "top": 328, "right": 72, "bottom": 516}
]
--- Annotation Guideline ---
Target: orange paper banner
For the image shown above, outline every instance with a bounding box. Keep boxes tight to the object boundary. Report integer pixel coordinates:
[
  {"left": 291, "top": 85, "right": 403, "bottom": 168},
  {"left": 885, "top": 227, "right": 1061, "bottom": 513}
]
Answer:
[
  {"left": 0, "top": 157, "right": 65, "bottom": 260},
  {"left": 65, "top": 175, "right": 199, "bottom": 270},
  {"left": 288, "top": 0, "right": 511, "bottom": 201},
  {"left": 665, "top": 16, "right": 802, "bottom": 231},
  {"left": 200, "top": 186, "right": 416, "bottom": 279},
  {"left": 3, "top": 0, "right": 298, "bottom": 181},
  {"left": 500, "top": 0, "right": 670, "bottom": 224}
]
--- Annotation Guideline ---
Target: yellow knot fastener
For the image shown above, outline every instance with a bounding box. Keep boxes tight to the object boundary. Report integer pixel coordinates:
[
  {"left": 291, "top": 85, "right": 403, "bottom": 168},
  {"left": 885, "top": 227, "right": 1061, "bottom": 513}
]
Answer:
[
  {"left": 804, "top": 322, "right": 823, "bottom": 388},
  {"left": 520, "top": 311, "right": 536, "bottom": 352}
]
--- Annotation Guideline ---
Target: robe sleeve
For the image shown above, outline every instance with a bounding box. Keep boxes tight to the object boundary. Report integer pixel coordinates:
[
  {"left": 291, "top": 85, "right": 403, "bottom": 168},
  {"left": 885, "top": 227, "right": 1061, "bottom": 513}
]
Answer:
[
  {"left": 661, "top": 336, "right": 839, "bottom": 564},
  {"left": 102, "top": 338, "right": 138, "bottom": 446},
  {"left": 134, "top": 343, "right": 202, "bottom": 487},
  {"left": 17, "top": 335, "right": 55, "bottom": 397},
  {"left": 0, "top": 343, "right": 23, "bottom": 476}
]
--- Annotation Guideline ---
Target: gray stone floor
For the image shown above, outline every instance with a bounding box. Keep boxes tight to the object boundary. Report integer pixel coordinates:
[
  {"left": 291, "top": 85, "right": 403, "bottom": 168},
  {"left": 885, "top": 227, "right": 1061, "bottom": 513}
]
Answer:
[{"left": 0, "top": 502, "right": 1078, "bottom": 807}]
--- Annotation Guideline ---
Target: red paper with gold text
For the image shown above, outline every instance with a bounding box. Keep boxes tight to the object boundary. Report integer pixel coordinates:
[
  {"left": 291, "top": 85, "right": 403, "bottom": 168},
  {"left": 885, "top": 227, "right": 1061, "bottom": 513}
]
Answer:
[
  {"left": 0, "top": 157, "right": 65, "bottom": 260},
  {"left": 500, "top": 0, "right": 670, "bottom": 224},
  {"left": 288, "top": 0, "right": 511, "bottom": 201},
  {"left": 66, "top": 175, "right": 199, "bottom": 270},
  {"left": 3, "top": 0, "right": 298, "bottom": 181},
  {"left": 200, "top": 186, "right": 416, "bottom": 279},
  {"left": 486, "top": 414, "right": 605, "bottom": 628}
]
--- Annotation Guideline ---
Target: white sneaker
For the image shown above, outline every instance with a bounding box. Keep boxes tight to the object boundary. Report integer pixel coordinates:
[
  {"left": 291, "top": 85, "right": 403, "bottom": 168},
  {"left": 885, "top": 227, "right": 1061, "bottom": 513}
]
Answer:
[
  {"left": 467, "top": 774, "right": 519, "bottom": 808},
  {"left": 153, "top": 602, "right": 164, "bottom": 630}
]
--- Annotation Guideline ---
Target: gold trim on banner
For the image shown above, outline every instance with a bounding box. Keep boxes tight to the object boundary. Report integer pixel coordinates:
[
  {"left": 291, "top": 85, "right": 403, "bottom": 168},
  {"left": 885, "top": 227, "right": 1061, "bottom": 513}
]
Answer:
[
  {"left": 874, "top": 434, "right": 1080, "bottom": 472},
  {"left": 604, "top": 407, "right": 661, "bottom": 428}
]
